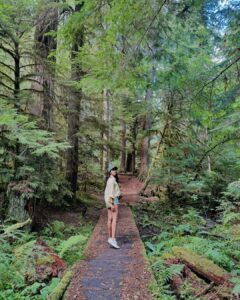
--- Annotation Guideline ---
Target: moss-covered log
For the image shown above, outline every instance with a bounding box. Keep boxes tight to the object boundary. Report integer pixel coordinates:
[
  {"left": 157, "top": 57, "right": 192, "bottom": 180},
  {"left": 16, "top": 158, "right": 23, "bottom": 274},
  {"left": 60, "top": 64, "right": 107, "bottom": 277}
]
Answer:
[
  {"left": 164, "top": 253, "right": 235, "bottom": 299},
  {"left": 172, "top": 247, "right": 231, "bottom": 285},
  {"left": 47, "top": 268, "right": 74, "bottom": 300}
]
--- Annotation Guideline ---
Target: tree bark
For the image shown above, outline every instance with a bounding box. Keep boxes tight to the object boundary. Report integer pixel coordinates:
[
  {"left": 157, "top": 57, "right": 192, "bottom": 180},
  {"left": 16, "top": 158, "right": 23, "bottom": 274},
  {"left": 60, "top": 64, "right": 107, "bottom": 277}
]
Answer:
[
  {"left": 126, "top": 153, "right": 133, "bottom": 172},
  {"left": 140, "top": 121, "right": 169, "bottom": 194},
  {"left": 138, "top": 66, "right": 156, "bottom": 179},
  {"left": 138, "top": 96, "right": 151, "bottom": 178},
  {"left": 102, "top": 89, "right": 112, "bottom": 172},
  {"left": 13, "top": 41, "right": 20, "bottom": 110},
  {"left": 33, "top": 4, "right": 58, "bottom": 129},
  {"left": 120, "top": 119, "right": 126, "bottom": 172},
  {"left": 131, "top": 117, "right": 138, "bottom": 174},
  {"left": 66, "top": 3, "right": 84, "bottom": 199}
]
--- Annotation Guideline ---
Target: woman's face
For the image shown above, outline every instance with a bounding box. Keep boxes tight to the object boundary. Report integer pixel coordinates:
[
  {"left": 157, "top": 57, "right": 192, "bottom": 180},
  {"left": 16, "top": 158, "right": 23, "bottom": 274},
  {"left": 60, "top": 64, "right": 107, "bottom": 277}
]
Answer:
[{"left": 110, "top": 169, "right": 117, "bottom": 176}]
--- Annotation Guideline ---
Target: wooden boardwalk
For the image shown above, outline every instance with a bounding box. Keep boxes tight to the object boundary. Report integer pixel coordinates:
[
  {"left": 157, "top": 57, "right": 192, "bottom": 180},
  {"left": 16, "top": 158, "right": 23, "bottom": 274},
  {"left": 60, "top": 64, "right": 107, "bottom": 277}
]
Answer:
[{"left": 64, "top": 175, "right": 154, "bottom": 300}]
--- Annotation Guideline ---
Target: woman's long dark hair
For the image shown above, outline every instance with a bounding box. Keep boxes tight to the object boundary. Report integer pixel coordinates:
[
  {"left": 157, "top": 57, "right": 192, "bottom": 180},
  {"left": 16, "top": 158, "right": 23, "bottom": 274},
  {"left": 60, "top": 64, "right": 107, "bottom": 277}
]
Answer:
[{"left": 104, "top": 168, "right": 119, "bottom": 188}]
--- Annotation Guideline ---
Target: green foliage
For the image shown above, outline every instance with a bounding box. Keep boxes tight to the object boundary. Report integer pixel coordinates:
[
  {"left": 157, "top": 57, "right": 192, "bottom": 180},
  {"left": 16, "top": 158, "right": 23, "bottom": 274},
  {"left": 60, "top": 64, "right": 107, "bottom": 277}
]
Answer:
[
  {"left": 42, "top": 220, "right": 93, "bottom": 265},
  {"left": 57, "top": 234, "right": 87, "bottom": 261},
  {"left": 230, "top": 277, "right": 240, "bottom": 296},
  {"left": 223, "top": 180, "right": 240, "bottom": 201},
  {"left": 0, "top": 0, "right": 240, "bottom": 298},
  {"left": 0, "top": 99, "right": 71, "bottom": 210},
  {"left": 0, "top": 217, "right": 93, "bottom": 299},
  {"left": 133, "top": 199, "right": 240, "bottom": 298},
  {"left": 222, "top": 212, "right": 240, "bottom": 226},
  {"left": 150, "top": 258, "right": 184, "bottom": 300}
]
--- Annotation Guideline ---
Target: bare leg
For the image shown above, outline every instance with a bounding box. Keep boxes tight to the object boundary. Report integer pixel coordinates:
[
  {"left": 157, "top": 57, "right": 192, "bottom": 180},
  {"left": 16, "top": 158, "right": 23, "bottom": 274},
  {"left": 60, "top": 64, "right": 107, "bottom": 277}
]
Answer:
[
  {"left": 111, "top": 205, "right": 118, "bottom": 239},
  {"left": 107, "top": 208, "right": 113, "bottom": 238}
]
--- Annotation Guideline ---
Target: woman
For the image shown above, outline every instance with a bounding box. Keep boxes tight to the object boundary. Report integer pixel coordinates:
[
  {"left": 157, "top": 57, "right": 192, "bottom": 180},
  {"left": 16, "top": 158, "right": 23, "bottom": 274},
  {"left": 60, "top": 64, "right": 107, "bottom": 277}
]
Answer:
[{"left": 104, "top": 165, "right": 121, "bottom": 249}]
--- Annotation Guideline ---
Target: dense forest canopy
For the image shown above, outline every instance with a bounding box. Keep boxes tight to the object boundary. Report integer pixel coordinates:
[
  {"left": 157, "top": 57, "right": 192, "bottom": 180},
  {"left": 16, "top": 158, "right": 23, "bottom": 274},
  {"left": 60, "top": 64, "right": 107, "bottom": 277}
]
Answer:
[{"left": 0, "top": 0, "right": 240, "bottom": 299}]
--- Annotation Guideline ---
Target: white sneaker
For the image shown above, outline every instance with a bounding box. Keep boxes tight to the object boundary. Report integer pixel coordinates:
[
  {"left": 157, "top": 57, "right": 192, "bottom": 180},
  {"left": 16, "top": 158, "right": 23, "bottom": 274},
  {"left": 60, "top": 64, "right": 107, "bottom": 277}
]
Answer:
[
  {"left": 109, "top": 238, "right": 120, "bottom": 249},
  {"left": 107, "top": 237, "right": 113, "bottom": 247}
]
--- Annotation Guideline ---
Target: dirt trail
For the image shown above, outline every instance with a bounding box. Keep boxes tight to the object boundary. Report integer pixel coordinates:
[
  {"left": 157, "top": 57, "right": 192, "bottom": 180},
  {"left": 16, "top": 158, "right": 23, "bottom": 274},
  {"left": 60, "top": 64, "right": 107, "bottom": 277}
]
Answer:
[{"left": 64, "top": 175, "right": 154, "bottom": 300}]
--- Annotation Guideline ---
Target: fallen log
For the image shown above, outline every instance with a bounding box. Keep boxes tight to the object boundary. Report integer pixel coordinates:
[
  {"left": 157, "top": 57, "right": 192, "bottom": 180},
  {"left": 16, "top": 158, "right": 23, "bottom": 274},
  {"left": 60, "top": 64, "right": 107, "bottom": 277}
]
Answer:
[
  {"left": 47, "top": 267, "right": 74, "bottom": 300},
  {"left": 165, "top": 256, "right": 216, "bottom": 298},
  {"left": 172, "top": 247, "right": 231, "bottom": 285}
]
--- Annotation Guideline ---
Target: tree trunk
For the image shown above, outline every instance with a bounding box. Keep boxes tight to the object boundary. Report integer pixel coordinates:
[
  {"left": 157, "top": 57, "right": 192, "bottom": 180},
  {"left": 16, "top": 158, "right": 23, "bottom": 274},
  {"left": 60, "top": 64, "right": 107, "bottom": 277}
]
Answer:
[
  {"left": 66, "top": 91, "right": 81, "bottom": 197},
  {"left": 13, "top": 42, "right": 20, "bottom": 110},
  {"left": 33, "top": 4, "right": 58, "bottom": 129},
  {"left": 138, "top": 66, "right": 156, "bottom": 179},
  {"left": 140, "top": 121, "right": 169, "bottom": 194},
  {"left": 120, "top": 119, "right": 126, "bottom": 172},
  {"left": 131, "top": 117, "right": 138, "bottom": 174},
  {"left": 6, "top": 181, "right": 32, "bottom": 230},
  {"left": 66, "top": 3, "right": 84, "bottom": 200},
  {"left": 126, "top": 153, "right": 133, "bottom": 172},
  {"left": 205, "top": 128, "right": 212, "bottom": 172},
  {"left": 102, "top": 89, "right": 112, "bottom": 172}
]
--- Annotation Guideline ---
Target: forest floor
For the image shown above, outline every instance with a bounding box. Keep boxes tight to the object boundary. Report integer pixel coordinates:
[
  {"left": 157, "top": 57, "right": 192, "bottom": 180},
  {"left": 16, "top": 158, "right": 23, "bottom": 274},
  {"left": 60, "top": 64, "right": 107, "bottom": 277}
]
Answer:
[{"left": 63, "top": 174, "right": 155, "bottom": 300}]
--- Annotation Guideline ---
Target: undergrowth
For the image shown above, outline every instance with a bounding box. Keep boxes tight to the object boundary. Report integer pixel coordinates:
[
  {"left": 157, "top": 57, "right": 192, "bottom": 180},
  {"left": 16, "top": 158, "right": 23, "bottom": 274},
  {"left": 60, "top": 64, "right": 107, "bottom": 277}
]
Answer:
[
  {"left": 132, "top": 196, "right": 240, "bottom": 299},
  {"left": 0, "top": 215, "right": 94, "bottom": 300}
]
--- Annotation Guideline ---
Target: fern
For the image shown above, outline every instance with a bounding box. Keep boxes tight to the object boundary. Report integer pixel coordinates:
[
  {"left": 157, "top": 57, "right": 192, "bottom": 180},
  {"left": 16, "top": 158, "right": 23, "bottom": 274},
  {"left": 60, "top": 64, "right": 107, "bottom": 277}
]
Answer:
[
  {"left": 150, "top": 258, "right": 184, "bottom": 299},
  {"left": 13, "top": 240, "right": 36, "bottom": 261},
  {"left": 57, "top": 234, "right": 88, "bottom": 258},
  {"left": 230, "top": 277, "right": 240, "bottom": 296},
  {"left": 223, "top": 180, "right": 240, "bottom": 201},
  {"left": 223, "top": 212, "right": 240, "bottom": 226}
]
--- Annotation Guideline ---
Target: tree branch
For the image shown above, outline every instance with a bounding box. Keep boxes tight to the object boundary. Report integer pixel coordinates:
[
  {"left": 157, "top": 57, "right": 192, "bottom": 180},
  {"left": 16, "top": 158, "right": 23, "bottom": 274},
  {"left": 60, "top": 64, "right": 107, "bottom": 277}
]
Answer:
[
  {"left": 0, "top": 70, "right": 15, "bottom": 83},
  {"left": 20, "top": 63, "right": 39, "bottom": 69},
  {"left": 0, "top": 61, "right": 15, "bottom": 72},
  {"left": 193, "top": 135, "right": 240, "bottom": 180},
  {"left": 20, "top": 77, "right": 42, "bottom": 85},
  {"left": 0, "top": 81, "right": 14, "bottom": 91},
  {"left": 197, "top": 56, "right": 240, "bottom": 95},
  {"left": 135, "top": 0, "right": 168, "bottom": 52},
  {"left": 20, "top": 88, "right": 43, "bottom": 93},
  {"left": 0, "top": 44, "right": 16, "bottom": 59}
]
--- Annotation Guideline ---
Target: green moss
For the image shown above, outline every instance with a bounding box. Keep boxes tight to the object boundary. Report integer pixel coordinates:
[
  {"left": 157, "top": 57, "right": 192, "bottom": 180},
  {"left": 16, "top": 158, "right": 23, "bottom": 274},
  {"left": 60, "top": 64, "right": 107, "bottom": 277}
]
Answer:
[
  {"left": 48, "top": 268, "right": 74, "bottom": 300},
  {"left": 231, "top": 224, "right": 240, "bottom": 240},
  {"left": 172, "top": 247, "right": 227, "bottom": 279},
  {"left": 36, "top": 255, "right": 55, "bottom": 265}
]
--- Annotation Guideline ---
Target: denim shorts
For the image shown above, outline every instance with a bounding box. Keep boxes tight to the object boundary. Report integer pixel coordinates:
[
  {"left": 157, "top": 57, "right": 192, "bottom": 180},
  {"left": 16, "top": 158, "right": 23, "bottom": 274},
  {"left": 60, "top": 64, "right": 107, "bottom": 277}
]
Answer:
[{"left": 113, "top": 196, "right": 120, "bottom": 205}]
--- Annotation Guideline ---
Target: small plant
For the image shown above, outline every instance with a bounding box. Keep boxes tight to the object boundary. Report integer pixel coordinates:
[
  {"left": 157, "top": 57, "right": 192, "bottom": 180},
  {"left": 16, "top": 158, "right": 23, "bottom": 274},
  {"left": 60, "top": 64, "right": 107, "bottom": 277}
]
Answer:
[{"left": 223, "top": 180, "right": 240, "bottom": 201}]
